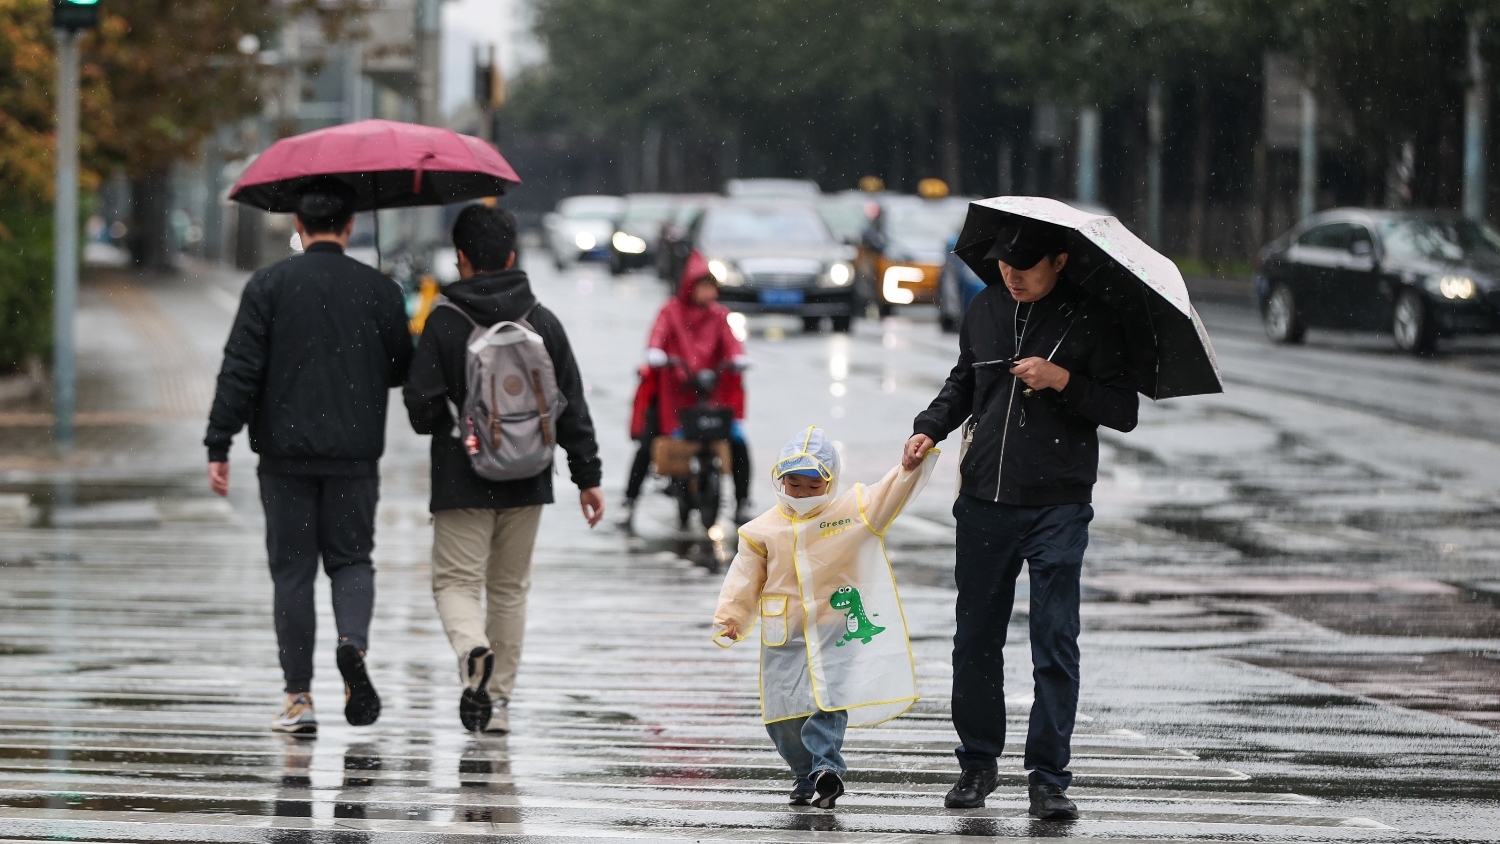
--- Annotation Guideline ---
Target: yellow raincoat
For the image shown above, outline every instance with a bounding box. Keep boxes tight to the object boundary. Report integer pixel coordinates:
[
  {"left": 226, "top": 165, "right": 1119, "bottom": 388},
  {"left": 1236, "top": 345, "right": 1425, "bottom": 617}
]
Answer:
[{"left": 713, "top": 428, "right": 938, "bottom": 727}]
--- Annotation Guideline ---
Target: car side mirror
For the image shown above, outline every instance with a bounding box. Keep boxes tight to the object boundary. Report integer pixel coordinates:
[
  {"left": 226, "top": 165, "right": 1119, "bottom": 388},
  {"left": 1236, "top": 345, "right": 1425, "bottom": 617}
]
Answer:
[{"left": 1350, "top": 240, "right": 1372, "bottom": 257}]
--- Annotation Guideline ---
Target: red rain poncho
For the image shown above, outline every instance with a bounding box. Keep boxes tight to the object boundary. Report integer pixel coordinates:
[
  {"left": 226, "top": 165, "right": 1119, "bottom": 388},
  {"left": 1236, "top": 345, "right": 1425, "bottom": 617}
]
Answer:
[{"left": 629, "top": 252, "right": 746, "bottom": 438}]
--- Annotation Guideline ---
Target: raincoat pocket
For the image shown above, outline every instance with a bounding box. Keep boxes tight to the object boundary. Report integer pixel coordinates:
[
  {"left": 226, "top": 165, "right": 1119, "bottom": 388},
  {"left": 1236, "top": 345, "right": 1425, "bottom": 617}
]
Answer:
[{"left": 760, "top": 596, "right": 789, "bottom": 646}]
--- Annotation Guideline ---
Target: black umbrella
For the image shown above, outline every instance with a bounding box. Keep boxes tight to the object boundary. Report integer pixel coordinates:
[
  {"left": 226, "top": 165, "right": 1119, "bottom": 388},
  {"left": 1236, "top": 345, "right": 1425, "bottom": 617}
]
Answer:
[{"left": 954, "top": 197, "right": 1223, "bottom": 400}]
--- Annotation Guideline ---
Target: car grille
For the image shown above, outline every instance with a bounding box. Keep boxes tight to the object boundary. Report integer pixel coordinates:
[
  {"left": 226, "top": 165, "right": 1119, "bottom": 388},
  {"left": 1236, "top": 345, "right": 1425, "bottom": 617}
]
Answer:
[{"left": 745, "top": 272, "right": 818, "bottom": 289}]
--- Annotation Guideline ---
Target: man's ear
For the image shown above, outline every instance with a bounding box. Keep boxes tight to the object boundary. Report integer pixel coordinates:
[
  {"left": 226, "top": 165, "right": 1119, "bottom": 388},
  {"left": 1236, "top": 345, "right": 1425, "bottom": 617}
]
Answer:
[
  {"left": 341, "top": 218, "right": 355, "bottom": 239},
  {"left": 456, "top": 249, "right": 474, "bottom": 276},
  {"left": 1053, "top": 252, "right": 1069, "bottom": 272},
  {"left": 504, "top": 251, "right": 516, "bottom": 270}
]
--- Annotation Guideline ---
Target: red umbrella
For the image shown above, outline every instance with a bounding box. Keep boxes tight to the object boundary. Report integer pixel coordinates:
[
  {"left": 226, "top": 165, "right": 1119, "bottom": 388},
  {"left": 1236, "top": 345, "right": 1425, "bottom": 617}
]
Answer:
[{"left": 229, "top": 119, "right": 521, "bottom": 213}]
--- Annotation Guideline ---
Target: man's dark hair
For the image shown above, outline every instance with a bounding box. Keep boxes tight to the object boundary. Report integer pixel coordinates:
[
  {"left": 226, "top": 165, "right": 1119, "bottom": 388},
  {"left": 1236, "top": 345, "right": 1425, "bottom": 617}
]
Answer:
[
  {"left": 452, "top": 204, "right": 518, "bottom": 273},
  {"left": 295, "top": 177, "right": 356, "bottom": 235}
]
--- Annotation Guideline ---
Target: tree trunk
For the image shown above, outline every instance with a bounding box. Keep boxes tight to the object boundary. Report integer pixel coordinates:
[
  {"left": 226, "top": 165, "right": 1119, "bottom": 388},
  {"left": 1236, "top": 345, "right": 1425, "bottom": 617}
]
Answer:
[
  {"left": 1187, "top": 83, "right": 1211, "bottom": 261},
  {"left": 937, "top": 37, "right": 962, "bottom": 193},
  {"left": 129, "top": 167, "right": 173, "bottom": 271}
]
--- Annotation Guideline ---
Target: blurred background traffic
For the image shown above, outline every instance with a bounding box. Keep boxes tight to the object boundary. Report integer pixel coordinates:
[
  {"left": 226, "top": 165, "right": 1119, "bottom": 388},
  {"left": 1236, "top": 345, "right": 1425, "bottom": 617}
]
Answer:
[{"left": 7, "top": 0, "right": 1500, "bottom": 378}]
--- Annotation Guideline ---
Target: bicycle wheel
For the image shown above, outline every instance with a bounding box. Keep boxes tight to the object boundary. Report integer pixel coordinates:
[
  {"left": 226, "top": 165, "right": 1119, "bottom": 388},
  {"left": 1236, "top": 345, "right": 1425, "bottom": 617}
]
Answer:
[{"left": 698, "top": 453, "right": 723, "bottom": 530}]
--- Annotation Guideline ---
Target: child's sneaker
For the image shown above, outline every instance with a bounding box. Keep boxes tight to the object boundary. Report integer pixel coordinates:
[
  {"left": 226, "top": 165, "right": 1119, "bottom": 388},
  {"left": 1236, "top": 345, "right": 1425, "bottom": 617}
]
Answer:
[
  {"left": 271, "top": 693, "right": 317, "bottom": 736},
  {"left": 788, "top": 778, "right": 815, "bottom": 806},
  {"left": 459, "top": 646, "right": 495, "bottom": 731},
  {"left": 811, "top": 769, "right": 844, "bottom": 809}
]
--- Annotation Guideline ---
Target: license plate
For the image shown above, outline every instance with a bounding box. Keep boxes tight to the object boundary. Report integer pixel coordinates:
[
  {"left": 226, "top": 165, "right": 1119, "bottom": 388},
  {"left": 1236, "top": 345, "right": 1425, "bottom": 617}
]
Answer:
[{"left": 759, "top": 289, "right": 805, "bottom": 306}]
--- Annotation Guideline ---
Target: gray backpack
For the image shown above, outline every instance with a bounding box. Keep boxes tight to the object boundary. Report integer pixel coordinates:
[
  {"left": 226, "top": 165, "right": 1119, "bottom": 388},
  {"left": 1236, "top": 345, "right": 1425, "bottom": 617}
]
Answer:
[{"left": 435, "top": 300, "right": 566, "bottom": 482}]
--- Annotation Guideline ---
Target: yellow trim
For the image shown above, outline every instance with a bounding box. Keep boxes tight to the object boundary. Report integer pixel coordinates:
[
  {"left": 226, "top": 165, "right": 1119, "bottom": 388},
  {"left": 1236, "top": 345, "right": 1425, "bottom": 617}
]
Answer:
[
  {"left": 760, "top": 595, "right": 790, "bottom": 646},
  {"left": 737, "top": 531, "right": 767, "bottom": 558},
  {"left": 711, "top": 626, "right": 750, "bottom": 649},
  {"left": 762, "top": 710, "right": 819, "bottom": 725}
]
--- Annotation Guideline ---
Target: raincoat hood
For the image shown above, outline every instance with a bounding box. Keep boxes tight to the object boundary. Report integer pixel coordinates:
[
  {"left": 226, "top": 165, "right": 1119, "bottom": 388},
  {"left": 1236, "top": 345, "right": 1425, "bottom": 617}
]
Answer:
[
  {"left": 772, "top": 426, "right": 841, "bottom": 516},
  {"left": 441, "top": 269, "right": 538, "bottom": 324},
  {"left": 678, "top": 250, "right": 714, "bottom": 301}
]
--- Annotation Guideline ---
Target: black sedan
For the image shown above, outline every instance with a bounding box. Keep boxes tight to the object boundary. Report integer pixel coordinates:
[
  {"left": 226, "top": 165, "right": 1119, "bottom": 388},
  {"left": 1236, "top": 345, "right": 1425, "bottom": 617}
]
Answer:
[
  {"left": 688, "top": 202, "right": 858, "bottom": 332},
  {"left": 1257, "top": 209, "right": 1500, "bottom": 353}
]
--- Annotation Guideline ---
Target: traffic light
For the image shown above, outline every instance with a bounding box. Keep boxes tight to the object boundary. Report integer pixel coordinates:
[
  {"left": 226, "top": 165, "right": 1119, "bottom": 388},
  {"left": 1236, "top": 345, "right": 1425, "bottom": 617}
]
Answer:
[{"left": 53, "top": 0, "right": 99, "bottom": 31}]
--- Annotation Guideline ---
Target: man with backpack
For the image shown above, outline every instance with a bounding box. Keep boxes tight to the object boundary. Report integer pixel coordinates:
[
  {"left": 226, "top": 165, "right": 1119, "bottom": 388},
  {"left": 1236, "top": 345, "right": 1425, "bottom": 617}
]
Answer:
[
  {"left": 206, "top": 178, "right": 413, "bottom": 736},
  {"left": 404, "top": 204, "right": 604, "bottom": 733}
]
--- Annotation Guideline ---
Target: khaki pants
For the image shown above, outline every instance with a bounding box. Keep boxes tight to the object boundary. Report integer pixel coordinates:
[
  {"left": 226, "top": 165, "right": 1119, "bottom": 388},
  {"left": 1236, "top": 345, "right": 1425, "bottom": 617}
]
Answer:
[{"left": 431, "top": 506, "right": 543, "bottom": 701}]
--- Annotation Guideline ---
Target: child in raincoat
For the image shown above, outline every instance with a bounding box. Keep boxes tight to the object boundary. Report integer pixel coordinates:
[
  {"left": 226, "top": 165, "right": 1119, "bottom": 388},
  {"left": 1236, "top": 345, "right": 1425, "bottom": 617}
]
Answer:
[{"left": 713, "top": 426, "right": 937, "bottom": 808}]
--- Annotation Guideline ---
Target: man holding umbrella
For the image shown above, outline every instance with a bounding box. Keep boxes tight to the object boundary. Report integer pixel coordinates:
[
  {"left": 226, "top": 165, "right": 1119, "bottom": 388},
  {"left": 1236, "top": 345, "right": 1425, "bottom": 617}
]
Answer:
[
  {"left": 206, "top": 178, "right": 413, "bottom": 735},
  {"left": 903, "top": 212, "right": 1138, "bottom": 819}
]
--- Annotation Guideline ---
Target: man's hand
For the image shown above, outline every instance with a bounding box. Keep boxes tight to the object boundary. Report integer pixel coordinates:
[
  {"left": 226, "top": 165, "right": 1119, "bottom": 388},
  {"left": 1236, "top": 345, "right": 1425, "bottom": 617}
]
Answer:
[
  {"left": 903, "top": 434, "right": 935, "bottom": 470},
  {"left": 580, "top": 487, "right": 605, "bottom": 528},
  {"left": 1010, "top": 357, "right": 1071, "bottom": 392},
  {"left": 208, "top": 461, "right": 230, "bottom": 497}
]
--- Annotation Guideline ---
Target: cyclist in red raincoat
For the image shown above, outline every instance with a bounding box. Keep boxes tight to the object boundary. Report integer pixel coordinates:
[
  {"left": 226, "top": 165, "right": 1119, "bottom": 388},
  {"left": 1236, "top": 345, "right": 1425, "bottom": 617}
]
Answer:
[{"left": 621, "top": 251, "right": 752, "bottom": 528}]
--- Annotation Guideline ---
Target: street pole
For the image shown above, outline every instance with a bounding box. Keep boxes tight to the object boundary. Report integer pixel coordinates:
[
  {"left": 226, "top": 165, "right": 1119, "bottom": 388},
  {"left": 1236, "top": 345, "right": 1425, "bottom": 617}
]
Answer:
[
  {"left": 1146, "top": 81, "right": 1163, "bottom": 249},
  {"left": 1076, "top": 105, "right": 1100, "bottom": 205},
  {"left": 1463, "top": 13, "right": 1488, "bottom": 222},
  {"left": 1298, "top": 85, "right": 1318, "bottom": 221},
  {"left": 53, "top": 27, "right": 79, "bottom": 452}
]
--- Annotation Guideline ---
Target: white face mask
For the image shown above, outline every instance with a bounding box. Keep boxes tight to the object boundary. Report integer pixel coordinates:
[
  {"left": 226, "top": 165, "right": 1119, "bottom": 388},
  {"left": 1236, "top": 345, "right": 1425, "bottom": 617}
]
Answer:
[{"left": 775, "top": 489, "right": 830, "bottom": 516}]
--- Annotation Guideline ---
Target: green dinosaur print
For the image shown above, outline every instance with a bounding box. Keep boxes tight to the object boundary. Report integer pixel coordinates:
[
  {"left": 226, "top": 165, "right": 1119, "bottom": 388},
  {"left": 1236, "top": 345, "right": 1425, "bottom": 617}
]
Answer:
[{"left": 830, "top": 585, "right": 884, "bottom": 646}]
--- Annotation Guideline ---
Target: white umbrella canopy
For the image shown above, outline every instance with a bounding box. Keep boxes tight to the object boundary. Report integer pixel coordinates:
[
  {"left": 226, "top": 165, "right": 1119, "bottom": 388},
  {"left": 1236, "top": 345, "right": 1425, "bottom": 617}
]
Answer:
[{"left": 953, "top": 196, "right": 1224, "bottom": 400}]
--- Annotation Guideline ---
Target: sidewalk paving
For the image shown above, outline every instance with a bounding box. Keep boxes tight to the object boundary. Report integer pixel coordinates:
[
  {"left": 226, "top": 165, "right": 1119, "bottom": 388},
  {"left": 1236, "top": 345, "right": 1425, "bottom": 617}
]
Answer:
[{"left": 0, "top": 258, "right": 1494, "bottom": 841}]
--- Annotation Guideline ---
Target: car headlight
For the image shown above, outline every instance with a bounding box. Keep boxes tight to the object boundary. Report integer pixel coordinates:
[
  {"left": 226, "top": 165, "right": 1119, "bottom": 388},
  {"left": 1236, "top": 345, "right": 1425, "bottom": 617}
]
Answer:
[
  {"left": 821, "top": 261, "right": 854, "bottom": 287},
  {"left": 707, "top": 259, "right": 743, "bottom": 287},
  {"left": 882, "top": 266, "right": 923, "bottom": 305},
  {"left": 612, "top": 231, "right": 647, "bottom": 254},
  {"left": 1432, "top": 274, "right": 1478, "bottom": 300},
  {"left": 574, "top": 231, "right": 596, "bottom": 251}
]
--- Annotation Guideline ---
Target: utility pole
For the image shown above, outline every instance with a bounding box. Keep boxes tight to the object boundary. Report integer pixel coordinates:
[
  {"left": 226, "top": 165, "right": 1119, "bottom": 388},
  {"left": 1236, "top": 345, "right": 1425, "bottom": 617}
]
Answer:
[
  {"left": 1463, "top": 13, "right": 1489, "bottom": 222},
  {"left": 51, "top": 0, "right": 98, "bottom": 453},
  {"left": 1076, "top": 105, "right": 1100, "bottom": 205},
  {"left": 1298, "top": 85, "right": 1318, "bottom": 221},
  {"left": 1146, "top": 82, "right": 1164, "bottom": 248}
]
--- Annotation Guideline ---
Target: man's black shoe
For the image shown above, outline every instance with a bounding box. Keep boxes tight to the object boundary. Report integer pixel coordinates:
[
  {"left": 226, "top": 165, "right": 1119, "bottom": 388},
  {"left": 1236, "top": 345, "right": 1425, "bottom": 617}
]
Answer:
[
  {"left": 336, "top": 643, "right": 381, "bottom": 727},
  {"left": 1028, "top": 782, "right": 1079, "bottom": 820},
  {"left": 788, "top": 778, "right": 815, "bottom": 806},
  {"left": 943, "top": 768, "right": 999, "bottom": 808}
]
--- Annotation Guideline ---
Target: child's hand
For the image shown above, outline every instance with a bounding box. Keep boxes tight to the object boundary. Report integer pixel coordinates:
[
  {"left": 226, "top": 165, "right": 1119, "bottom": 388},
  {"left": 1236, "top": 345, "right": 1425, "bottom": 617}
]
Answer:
[{"left": 719, "top": 623, "right": 741, "bottom": 642}]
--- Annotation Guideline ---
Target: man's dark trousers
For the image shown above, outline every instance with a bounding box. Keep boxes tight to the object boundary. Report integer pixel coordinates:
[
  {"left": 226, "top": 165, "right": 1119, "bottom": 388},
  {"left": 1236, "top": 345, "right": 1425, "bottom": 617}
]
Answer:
[
  {"left": 951, "top": 494, "right": 1091, "bottom": 789},
  {"left": 259, "top": 472, "right": 379, "bottom": 694}
]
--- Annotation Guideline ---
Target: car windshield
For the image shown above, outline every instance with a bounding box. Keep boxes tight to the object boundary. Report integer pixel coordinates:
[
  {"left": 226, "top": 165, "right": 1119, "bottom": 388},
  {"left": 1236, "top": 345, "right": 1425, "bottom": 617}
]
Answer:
[
  {"left": 702, "top": 207, "right": 831, "bottom": 243},
  {"left": 818, "top": 203, "right": 870, "bottom": 242},
  {"left": 884, "top": 202, "right": 967, "bottom": 244},
  {"left": 1380, "top": 218, "right": 1500, "bottom": 261},
  {"left": 558, "top": 197, "right": 623, "bottom": 220},
  {"left": 622, "top": 205, "right": 675, "bottom": 228}
]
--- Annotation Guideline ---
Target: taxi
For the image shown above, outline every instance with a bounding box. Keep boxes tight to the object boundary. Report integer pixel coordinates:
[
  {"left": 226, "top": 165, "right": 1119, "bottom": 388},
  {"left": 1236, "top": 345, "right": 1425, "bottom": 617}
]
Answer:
[{"left": 854, "top": 179, "right": 970, "bottom": 316}]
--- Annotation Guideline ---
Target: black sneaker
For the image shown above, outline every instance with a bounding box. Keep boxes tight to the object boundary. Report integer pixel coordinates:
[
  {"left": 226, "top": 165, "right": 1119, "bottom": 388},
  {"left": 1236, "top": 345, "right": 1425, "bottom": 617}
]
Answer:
[
  {"left": 810, "top": 769, "right": 844, "bottom": 809},
  {"left": 459, "top": 646, "right": 495, "bottom": 731},
  {"left": 336, "top": 643, "right": 381, "bottom": 727},
  {"left": 1028, "top": 782, "right": 1078, "bottom": 820},
  {"left": 616, "top": 498, "right": 636, "bottom": 530},
  {"left": 943, "top": 768, "right": 999, "bottom": 809},
  {"left": 788, "top": 778, "right": 815, "bottom": 806}
]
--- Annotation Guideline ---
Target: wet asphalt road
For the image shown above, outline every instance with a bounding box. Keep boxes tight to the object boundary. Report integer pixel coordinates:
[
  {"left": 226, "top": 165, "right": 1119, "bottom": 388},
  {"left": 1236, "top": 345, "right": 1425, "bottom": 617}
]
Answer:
[{"left": 0, "top": 248, "right": 1497, "bottom": 841}]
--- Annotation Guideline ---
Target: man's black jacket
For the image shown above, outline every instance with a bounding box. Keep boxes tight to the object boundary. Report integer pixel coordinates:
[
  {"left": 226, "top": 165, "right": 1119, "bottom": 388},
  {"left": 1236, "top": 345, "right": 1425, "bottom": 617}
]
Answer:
[
  {"left": 205, "top": 242, "right": 413, "bottom": 474},
  {"left": 403, "top": 269, "right": 602, "bottom": 512},
  {"left": 912, "top": 277, "right": 1138, "bottom": 505}
]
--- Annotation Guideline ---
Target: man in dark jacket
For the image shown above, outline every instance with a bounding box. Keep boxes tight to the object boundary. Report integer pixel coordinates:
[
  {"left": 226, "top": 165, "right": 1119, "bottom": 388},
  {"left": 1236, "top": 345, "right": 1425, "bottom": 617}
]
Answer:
[
  {"left": 904, "top": 219, "right": 1137, "bottom": 819},
  {"left": 404, "top": 204, "right": 603, "bottom": 734},
  {"left": 206, "top": 180, "right": 413, "bottom": 736}
]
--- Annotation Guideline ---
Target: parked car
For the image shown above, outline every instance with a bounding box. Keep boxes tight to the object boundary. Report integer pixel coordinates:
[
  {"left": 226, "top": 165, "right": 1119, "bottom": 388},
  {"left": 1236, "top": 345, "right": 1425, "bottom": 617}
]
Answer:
[
  {"left": 1257, "top": 209, "right": 1500, "bottom": 353},
  {"left": 689, "top": 201, "right": 858, "bottom": 332},
  {"left": 542, "top": 195, "right": 626, "bottom": 269},
  {"left": 817, "top": 192, "right": 878, "bottom": 245},
  {"left": 608, "top": 193, "right": 677, "bottom": 275},
  {"left": 855, "top": 195, "right": 970, "bottom": 316}
]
